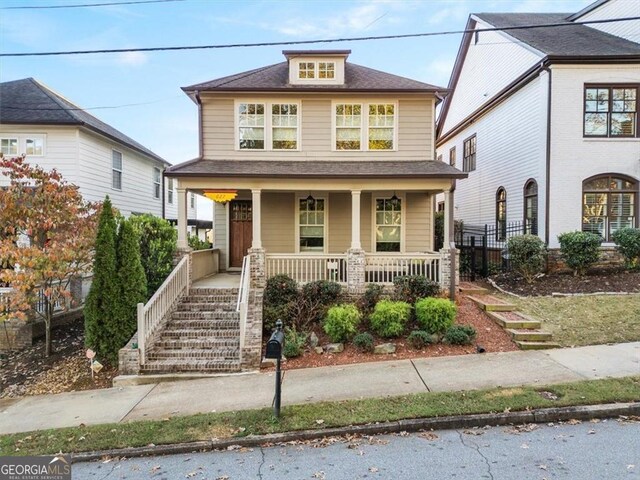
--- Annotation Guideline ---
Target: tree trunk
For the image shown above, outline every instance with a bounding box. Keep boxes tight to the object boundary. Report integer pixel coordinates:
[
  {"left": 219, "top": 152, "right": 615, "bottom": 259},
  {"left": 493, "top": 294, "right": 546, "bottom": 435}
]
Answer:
[{"left": 45, "top": 302, "right": 53, "bottom": 357}]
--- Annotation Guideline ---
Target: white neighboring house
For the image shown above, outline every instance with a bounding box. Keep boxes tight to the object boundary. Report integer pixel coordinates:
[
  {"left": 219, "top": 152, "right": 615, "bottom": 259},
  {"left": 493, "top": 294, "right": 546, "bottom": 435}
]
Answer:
[
  {"left": 436, "top": 0, "right": 640, "bottom": 249},
  {"left": 0, "top": 77, "right": 208, "bottom": 233}
]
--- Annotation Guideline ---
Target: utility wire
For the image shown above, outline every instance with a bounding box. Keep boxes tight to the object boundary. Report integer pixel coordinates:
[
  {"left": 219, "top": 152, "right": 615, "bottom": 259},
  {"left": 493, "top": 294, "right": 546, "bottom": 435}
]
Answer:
[
  {"left": 0, "top": 94, "right": 185, "bottom": 111},
  {"left": 1, "top": 16, "right": 639, "bottom": 57},
  {"left": 1, "top": 0, "right": 185, "bottom": 9}
]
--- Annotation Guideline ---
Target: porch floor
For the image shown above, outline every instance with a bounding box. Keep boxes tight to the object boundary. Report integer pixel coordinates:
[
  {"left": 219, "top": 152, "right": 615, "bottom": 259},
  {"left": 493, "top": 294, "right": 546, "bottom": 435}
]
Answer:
[{"left": 192, "top": 272, "right": 241, "bottom": 289}]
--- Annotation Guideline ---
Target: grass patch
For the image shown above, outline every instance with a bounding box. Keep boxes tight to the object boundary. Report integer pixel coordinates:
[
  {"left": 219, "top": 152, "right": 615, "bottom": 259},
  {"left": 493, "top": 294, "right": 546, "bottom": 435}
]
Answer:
[
  {"left": 1, "top": 376, "right": 639, "bottom": 456},
  {"left": 503, "top": 294, "right": 640, "bottom": 347}
]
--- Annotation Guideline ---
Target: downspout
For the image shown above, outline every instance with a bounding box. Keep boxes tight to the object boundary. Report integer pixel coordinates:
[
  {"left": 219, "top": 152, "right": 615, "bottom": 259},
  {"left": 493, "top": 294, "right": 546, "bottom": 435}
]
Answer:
[
  {"left": 162, "top": 168, "right": 166, "bottom": 219},
  {"left": 449, "top": 179, "right": 457, "bottom": 301},
  {"left": 542, "top": 66, "right": 552, "bottom": 246},
  {"left": 195, "top": 90, "right": 203, "bottom": 159}
]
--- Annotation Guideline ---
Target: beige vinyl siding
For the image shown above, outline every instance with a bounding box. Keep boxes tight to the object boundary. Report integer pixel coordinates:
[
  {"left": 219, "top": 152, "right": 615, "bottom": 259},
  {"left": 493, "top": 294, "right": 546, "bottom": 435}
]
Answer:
[
  {"left": 213, "top": 202, "right": 227, "bottom": 269},
  {"left": 405, "top": 192, "right": 433, "bottom": 251},
  {"left": 360, "top": 192, "right": 372, "bottom": 252},
  {"left": 201, "top": 94, "right": 435, "bottom": 161},
  {"left": 328, "top": 192, "right": 350, "bottom": 253},
  {"left": 262, "top": 192, "right": 295, "bottom": 253}
]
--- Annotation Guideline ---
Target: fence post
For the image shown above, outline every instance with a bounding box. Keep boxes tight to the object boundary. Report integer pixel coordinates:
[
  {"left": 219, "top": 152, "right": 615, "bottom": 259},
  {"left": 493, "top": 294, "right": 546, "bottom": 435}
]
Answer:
[
  {"left": 482, "top": 234, "right": 488, "bottom": 277},
  {"left": 470, "top": 236, "right": 476, "bottom": 281}
]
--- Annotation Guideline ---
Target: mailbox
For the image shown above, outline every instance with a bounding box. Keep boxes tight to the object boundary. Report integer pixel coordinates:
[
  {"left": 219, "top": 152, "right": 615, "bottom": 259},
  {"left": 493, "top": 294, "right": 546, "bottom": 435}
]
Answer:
[{"left": 265, "top": 320, "right": 285, "bottom": 359}]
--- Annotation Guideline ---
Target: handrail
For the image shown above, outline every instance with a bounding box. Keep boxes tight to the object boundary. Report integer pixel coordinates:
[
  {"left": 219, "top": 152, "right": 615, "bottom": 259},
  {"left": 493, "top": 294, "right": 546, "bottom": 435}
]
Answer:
[
  {"left": 137, "top": 255, "right": 190, "bottom": 364},
  {"left": 237, "top": 255, "right": 251, "bottom": 367}
]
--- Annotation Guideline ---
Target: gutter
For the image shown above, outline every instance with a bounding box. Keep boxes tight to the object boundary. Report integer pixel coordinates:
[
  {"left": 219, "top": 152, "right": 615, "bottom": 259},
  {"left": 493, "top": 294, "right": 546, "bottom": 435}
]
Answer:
[{"left": 162, "top": 167, "right": 166, "bottom": 219}]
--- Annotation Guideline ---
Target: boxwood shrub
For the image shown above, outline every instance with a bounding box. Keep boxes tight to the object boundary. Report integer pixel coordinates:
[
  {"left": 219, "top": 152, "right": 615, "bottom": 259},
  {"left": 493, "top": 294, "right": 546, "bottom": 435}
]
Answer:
[
  {"left": 353, "top": 332, "right": 374, "bottom": 353},
  {"left": 443, "top": 325, "right": 477, "bottom": 345},
  {"left": 507, "top": 234, "right": 546, "bottom": 283},
  {"left": 557, "top": 231, "right": 602, "bottom": 276},
  {"left": 323, "top": 304, "right": 361, "bottom": 343},
  {"left": 415, "top": 298, "right": 457, "bottom": 335},
  {"left": 407, "top": 330, "right": 435, "bottom": 349},
  {"left": 369, "top": 300, "right": 411, "bottom": 338},
  {"left": 612, "top": 227, "right": 640, "bottom": 270}
]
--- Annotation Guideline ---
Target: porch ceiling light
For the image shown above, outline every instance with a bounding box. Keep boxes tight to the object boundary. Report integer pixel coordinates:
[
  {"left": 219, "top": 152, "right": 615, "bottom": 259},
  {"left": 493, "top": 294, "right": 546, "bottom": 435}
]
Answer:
[{"left": 390, "top": 192, "right": 399, "bottom": 202}]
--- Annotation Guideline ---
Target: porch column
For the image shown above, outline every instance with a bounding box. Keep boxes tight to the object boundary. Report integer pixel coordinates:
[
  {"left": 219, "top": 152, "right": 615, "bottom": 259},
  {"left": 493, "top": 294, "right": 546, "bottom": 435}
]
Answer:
[
  {"left": 251, "top": 189, "right": 262, "bottom": 249},
  {"left": 351, "top": 190, "right": 361, "bottom": 249},
  {"left": 444, "top": 188, "right": 453, "bottom": 247},
  {"left": 177, "top": 187, "right": 188, "bottom": 250}
]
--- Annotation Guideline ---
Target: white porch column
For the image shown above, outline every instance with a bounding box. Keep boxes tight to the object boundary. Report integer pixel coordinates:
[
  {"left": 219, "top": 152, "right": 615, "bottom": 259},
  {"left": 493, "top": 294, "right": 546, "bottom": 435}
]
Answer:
[
  {"left": 177, "top": 187, "right": 188, "bottom": 250},
  {"left": 351, "top": 190, "right": 361, "bottom": 250},
  {"left": 444, "top": 188, "right": 453, "bottom": 246},
  {"left": 251, "top": 188, "right": 262, "bottom": 249}
]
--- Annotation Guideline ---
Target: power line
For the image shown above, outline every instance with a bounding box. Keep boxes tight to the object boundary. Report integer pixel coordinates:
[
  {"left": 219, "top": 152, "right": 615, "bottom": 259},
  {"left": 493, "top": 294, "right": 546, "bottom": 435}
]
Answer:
[
  {"left": 1, "top": 0, "right": 185, "bottom": 9},
  {"left": 1, "top": 16, "right": 638, "bottom": 57},
  {"left": 0, "top": 94, "right": 185, "bottom": 111}
]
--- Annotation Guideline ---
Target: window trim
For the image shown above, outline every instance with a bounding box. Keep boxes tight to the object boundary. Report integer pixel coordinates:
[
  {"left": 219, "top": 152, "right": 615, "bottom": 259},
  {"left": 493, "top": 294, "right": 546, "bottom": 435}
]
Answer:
[
  {"left": 24, "top": 135, "right": 45, "bottom": 157},
  {"left": 496, "top": 187, "right": 507, "bottom": 241},
  {"left": 234, "top": 100, "right": 301, "bottom": 151},
  {"left": 372, "top": 193, "right": 405, "bottom": 253},
  {"left": 523, "top": 179, "right": 538, "bottom": 236},
  {"left": 581, "top": 173, "right": 638, "bottom": 242},
  {"left": 463, "top": 134, "right": 476, "bottom": 172},
  {"left": 111, "top": 149, "right": 123, "bottom": 191},
  {"left": 583, "top": 84, "right": 639, "bottom": 138},
  {"left": 295, "top": 193, "right": 328, "bottom": 254},
  {"left": 153, "top": 167, "right": 161, "bottom": 199},
  {"left": 449, "top": 146, "right": 456, "bottom": 167},
  {"left": 0, "top": 135, "right": 46, "bottom": 157},
  {"left": 331, "top": 100, "right": 398, "bottom": 152},
  {"left": 0, "top": 137, "right": 19, "bottom": 157}
]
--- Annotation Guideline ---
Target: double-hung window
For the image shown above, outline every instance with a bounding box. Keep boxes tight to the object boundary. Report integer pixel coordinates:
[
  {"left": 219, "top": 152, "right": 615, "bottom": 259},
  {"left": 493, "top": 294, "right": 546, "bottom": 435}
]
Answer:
[
  {"left": 463, "top": 135, "right": 476, "bottom": 172},
  {"left": 368, "top": 104, "right": 395, "bottom": 150},
  {"left": 238, "top": 103, "right": 265, "bottom": 150},
  {"left": 449, "top": 146, "right": 456, "bottom": 167},
  {"left": 153, "top": 167, "right": 161, "bottom": 199},
  {"left": 237, "top": 102, "right": 299, "bottom": 150},
  {"left": 299, "top": 197, "right": 325, "bottom": 252},
  {"left": 167, "top": 178, "right": 174, "bottom": 204},
  {"left": 375, "top": 197, "right": 402, "bottom": 252},
  {"left": 272, "top": 103, "right": 298, "bottom": 150},
  {"left": 112, "top": 150, "right": 122, "bottom": 190},
  {"left": 584, "top": 86, "right": 638, "bottom": 137},
  {"left": 0, "top": 138, "right": 18, "bottom": 156},
  {"left": 335, "top": 102, "right": 395, "bottom": 151}
]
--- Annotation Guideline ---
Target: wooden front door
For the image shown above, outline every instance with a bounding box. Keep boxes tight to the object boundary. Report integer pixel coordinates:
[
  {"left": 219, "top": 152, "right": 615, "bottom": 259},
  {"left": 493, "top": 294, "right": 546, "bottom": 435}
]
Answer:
[{"left": 229, "top": 200, "right": 253, "bottom": 268}]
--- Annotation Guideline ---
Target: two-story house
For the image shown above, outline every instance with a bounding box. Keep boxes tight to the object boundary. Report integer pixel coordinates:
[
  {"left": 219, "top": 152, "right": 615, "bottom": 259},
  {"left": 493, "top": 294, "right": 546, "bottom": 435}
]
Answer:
[{"left": 436, "top": 0, "right": 640, "bottom": 255}]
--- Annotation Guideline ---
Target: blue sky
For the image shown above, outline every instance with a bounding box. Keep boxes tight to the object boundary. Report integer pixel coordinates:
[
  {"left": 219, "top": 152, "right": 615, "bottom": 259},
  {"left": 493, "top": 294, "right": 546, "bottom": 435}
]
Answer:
[{"left": 1, "top": 0, "right": 592, "bottom": 165}]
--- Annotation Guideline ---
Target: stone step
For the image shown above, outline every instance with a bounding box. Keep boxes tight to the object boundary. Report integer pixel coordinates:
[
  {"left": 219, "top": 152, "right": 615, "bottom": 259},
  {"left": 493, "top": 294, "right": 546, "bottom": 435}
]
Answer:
[
  {"left": 506, "top": 329, "right": 554, "bottom": 342},
  {"left": 458, "top": 282, "right": 489, "bottom": 295},
  {"left": 189, "top": 288, "right": 239, "bottom": 296},
  {"left": 160, "top": 328, "right": 240, "bottom": 339},
  {"left": 516, "top": 340, "right": 561, "bottom": 350},
  {"left": 147, "top": 348, "right": 240, "bottom": 361},
  {"left": 166, "top": 318, "right": 240, "bottom": 330},
  {"left": 183, "top": 295, "right": 238, "bottom": 304},
  {"left": 155, "top": 338, "right": 240, "bottom": 350},
  {"left": 172, "top": 310, "right": 239, "bottom": 320},
  {"left": 487, "top": 311, "right": 542, "bottom": 330},
  {"left": 176, "top": 303, "right": 237, "bottom": 312},
  {"left": 467, "top": 295, "right": 516, "bottom": 312},
  {"left": 141, "top": 359, "right": 241, "bottom": 373}
]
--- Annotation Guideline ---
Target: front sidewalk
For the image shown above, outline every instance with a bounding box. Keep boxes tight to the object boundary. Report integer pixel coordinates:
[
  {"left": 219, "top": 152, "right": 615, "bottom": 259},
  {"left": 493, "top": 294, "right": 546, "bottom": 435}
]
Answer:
[{"left": 2, "top": 342, "right": 638, "bottom": 435}]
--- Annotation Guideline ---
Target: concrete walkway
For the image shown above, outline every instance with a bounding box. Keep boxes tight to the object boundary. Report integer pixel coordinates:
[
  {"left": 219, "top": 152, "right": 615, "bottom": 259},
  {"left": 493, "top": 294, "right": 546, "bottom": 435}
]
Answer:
[{"left": 1, "top": 342, "right": 638, "bottom": 435}]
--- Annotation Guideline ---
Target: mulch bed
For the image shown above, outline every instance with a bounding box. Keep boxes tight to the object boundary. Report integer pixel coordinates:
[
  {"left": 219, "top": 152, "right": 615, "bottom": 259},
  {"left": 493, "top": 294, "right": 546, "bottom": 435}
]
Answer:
[
  {"left": 492, "top": 269, "right": 640, "bottom": 297},
  {"left": 0, "top": 318, "right": 116, "bottom": 398},
  {"left": 264, "top": 295, "right": 518, "bottom": 371}
]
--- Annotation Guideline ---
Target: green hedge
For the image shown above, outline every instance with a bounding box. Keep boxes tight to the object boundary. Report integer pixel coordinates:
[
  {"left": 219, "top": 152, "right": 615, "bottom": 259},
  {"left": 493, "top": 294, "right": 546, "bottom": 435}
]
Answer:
[
  {"left": 369, "top": 300, "right": 411, "bottom": 338},
  {"left": 415, "top": 298, "right": 457, "bottom": 335}
]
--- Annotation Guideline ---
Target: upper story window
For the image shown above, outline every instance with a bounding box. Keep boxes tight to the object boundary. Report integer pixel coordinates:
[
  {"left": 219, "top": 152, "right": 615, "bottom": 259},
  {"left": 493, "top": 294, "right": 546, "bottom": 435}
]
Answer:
[
  {"left": 449, "top": 146, "right": 456, "bottom": 167},
  {"left": 237, "top": 102, "right": 299, "bottom": 151},
  {"left": 112, "top": 150, "right": 122, "bottom": 190},
  {"left": 463, "top": 134, "right": 476, "bottom": 172},
  {"left": 1, "top": 135, "right": 45, "bottom": 157},
  {"left": 297, "top": 61, "right": 335, "bottom": 80},
  {"left": 1, "top": 138, "right": 18, "bottom": 156},
  {"left": 153, "top": 167, "right": 161, "bottom": 199},
  {"left": 584, "top": 86, "right": 638, "bottom": 137},
  {"left": 583, "top": 174, "right": 637, "bottom": 242},
  {"left": 335, "top": 102, "right": 396, "bottom": 151},
  {"left": 167, "top": 177, "right": 174, "bottom": 204},
  {"left": 25, "top": 137, "right": 44, "bottom": 156},
  {"left": 318, "top": 62, "right": 335, "bottom": 79},
  {"left": 299, "top": 62, "right": 315, "bottom": 79}
]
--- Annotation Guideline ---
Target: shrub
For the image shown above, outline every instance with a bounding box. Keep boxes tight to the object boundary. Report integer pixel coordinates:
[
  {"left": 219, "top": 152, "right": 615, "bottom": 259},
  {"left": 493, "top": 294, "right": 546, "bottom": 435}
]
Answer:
[
  {"left": 282, "top": 327, "right": 307, "bottom": 358},
  {"left": 407, "top": 330, "right": 435, "bottom": 349},
  {"left": 612, "top": 227, "right": 640, "bottom": 269},
  {"left": 557, "top": 231, "right": 602, "bottom": 276},
  {"left": 187, "top": 234, "right": 210, "bottom": 251},
  {"left": 323, "top": 304, "right": 361, "bottom": 343},
  {"left": 357, "top": 284, "right": 384, "bottom": 317},
  {"left": 353, "top": 332, "right": 374, "bottom": 353},
  {"left": 369, "top": 300, "right": 411, "bottom": 338},
  {"left": 302, "top": 280, "right": 343, "bottom": 309},
  {"left": 443, "top": 325, "right": 477, "bottom": 345},
  {"left": 507, "top": 235, "right": 546, "bottom": 283},
  {"left": 263, "top": 304, "right": 291, "bottom": 334},
  {"left": 129, "top": 214, "right": 177, "bottom": 298},
  {"left": 393, "top": 275, "right": 440, "bottom": 304},
  {"left": 415, "top": 298, "right": 457, "bottom": 335},
  {"left": 263, "top": 275, "right": 299, "bottom": 334}
]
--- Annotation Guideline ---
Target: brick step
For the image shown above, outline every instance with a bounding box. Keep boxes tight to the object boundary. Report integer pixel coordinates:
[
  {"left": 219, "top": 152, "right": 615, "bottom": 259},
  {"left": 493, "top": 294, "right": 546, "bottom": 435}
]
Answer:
[
  {"left": 189, "top": 288, "right": 239, "bottom": 296},
  {"left": 487, "top": 311, "right": 542, "bottom": 330},
  {"left": 183, "top": 295, "right": 238, "bottom": 304},
  {"left": 155, "top": 338, "right": 240, "bottom": 349},
  {"left": 506, "top": 329, "right": 553, "bottom": 342},
  {"left": 147, "top": 348, "right": 240, "bottom": 361},
  {"left": 176, "top": 303, "right": 237, "bottom": 312},
  {"left": 141, "top": 359, "right": 241, "bottom": 373},
  {"left": 458, "top": 282, "right": 489, "bottom": 295},
  {"left": 166, "top": 319, "right": 240, "bottom": 330},
  {"left": 467, "top": 295, "right": 516, "bottom": 312},
  {"left": 160, "top": 328, "right": 240, "bottom": 339},
  {"left": 515, "top": 340, "right": 561, "bottom": 350},
  {"left": 171, "top": 310, "right": 239, "bottom": 320}
]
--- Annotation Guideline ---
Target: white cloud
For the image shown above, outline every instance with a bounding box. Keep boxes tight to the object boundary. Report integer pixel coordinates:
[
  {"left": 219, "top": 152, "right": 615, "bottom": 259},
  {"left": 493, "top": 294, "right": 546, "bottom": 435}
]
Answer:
[
  {"left": 427, "top": 1, "right": 470, "bottom": 26},
  {"left": 115, "top": 51, "right": 148, "bottom": 66}
]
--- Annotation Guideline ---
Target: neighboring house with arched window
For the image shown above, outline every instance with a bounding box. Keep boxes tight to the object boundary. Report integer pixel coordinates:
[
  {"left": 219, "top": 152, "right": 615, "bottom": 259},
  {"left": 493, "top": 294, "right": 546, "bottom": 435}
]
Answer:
[{"left": 435, "top": 0, "right": 640, "bottom": 248}]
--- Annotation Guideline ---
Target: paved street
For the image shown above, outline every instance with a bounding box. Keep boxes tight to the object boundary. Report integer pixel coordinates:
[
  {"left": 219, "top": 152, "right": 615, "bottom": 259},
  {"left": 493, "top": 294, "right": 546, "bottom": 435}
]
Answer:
[{"left": 74, "top": 418, "right": 640, "bottom": 479}]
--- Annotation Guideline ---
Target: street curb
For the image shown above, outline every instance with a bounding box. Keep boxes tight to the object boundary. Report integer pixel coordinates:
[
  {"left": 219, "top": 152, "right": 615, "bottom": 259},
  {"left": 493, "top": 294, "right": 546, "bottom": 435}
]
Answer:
[{"left": 71, "top": 402, "right": 640, "bottom": 463}]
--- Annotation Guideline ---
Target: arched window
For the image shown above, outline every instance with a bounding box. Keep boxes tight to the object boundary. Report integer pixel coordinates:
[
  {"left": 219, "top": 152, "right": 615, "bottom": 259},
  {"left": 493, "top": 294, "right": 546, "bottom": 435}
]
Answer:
[
  {"left": 524, "top": 180, "right": 538, "bottom": 235},
  {"left": 583, "top": 174, "right": 637, "bottom": 241},
  {"left": 496, "top": 187, "right": 507, "bottom": 241}
]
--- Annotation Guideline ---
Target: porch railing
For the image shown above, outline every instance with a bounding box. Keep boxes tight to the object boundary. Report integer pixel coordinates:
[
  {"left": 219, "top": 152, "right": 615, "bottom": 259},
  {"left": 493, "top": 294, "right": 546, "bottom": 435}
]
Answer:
[
  {"left": 236, "top": 255, "right": 251, "bottom": 366},
  {"left": 265, "top": 254, "right": 348, "bottom": 283},
  {"left": 364, "top": 253, "right": 442, "bottom": 285},
  {"left": 137, "top": 254, "right": 190, "bottom": 364}
]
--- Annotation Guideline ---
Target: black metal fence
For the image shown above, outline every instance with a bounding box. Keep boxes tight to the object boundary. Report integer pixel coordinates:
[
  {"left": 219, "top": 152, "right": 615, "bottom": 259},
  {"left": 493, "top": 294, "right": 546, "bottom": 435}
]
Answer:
[{"left": 455, "top": 221, "right": 527, "bottom": 281}]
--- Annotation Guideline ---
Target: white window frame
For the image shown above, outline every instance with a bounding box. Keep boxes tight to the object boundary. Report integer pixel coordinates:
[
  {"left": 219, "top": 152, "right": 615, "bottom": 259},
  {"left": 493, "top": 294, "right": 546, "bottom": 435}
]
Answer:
[
  {"left": 0, "top": 135, "right": 46, "bottom": 157},
  {"left": 111, "top": 149, "right": 123, "bottom": 191},
  {"left": 167, "top": 177, "right": 174, "bottom": 205},
  {"left": 295, "top": 194, "right": 328, "bottom": 254},
  {"left": 318, "top": 62, "right": 336, "bottom": 79},
  {"left": 24, "top": 135, "right": 45, "bottom": 157},
  {"left": 332, "top": 101, "right": 398, "bottom": 152},
  {"left": 0, "top": 137, "right": 19, "bottom": 156},
  {"left": 298, "top": 61, "right": 316, "bottom": 79},
  {"left": 153, "top": 167, "right": 161, "bottom": 199},
  {"left": 234, "top": 100, "right": 301, "bottom": 151},
  {"left": 372, "top": 193, "right": 405, "bottom": 253}
]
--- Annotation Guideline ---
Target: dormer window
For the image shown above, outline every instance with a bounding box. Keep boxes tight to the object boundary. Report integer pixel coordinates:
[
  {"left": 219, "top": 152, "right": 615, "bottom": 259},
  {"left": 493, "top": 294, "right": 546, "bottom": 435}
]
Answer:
[
  {"left": 299, "top": 62, "right": 315, "bottom": 79},
  {"left": 297, "top": 61, "right": 335, "bottom": 80},
  {"left": 285, "top": 50, "right": 349, "bottom": 85},
  {"left": 318, "top": 62, "right": 335, "bottom": 79}
]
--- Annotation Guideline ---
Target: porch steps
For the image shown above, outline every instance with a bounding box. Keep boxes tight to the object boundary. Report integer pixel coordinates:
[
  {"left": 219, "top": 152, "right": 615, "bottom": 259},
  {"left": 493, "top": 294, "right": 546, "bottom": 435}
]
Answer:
[{"left": 141, "top": 287, "right": 242, "bottom": 374}]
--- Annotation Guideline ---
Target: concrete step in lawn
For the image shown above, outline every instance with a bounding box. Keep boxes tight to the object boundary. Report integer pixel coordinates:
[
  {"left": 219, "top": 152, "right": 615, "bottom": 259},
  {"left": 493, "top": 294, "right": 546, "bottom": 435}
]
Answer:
[
  {"left": 458, "top": 282, "right": 489, "bottom": 296},
  {"left": 515, "top": 340, "right": 561, "bottom": 350},
  {"left": 506, "top": 329, "right": 554, "bottom": 342},
  {"left": 467, "top": 294, "right": 517, "bottom": 312},
  {"left": 487, "top": 311, "right": 542, "bottom": 330}
]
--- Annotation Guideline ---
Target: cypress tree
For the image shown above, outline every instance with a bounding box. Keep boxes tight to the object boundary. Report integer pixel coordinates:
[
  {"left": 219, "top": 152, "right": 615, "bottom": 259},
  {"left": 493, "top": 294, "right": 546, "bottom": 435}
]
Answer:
[
  {"left": 84, "top": 196, "right": 120, "bottom": 364},
  {"left": 115, "top": 218, "right": 147, "bottom": 347}
]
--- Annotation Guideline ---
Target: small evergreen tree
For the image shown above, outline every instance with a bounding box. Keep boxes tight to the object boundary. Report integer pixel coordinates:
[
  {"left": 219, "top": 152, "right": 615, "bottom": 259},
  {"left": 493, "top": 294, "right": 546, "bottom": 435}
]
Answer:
[
  {"left": 115, "top": 218, "right": 147, "bottom": 348},
  {"left": 84, "top": 196, "right": 120, "bottom": 364}
]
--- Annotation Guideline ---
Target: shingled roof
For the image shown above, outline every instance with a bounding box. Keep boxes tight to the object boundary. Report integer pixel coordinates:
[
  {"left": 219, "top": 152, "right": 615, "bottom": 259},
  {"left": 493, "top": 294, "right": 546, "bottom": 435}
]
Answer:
[
  {"left": 474, "top": 12, "right": 640, "bottom": 57},
  {"left": 0, "top": 78, "right": 168, "bottom": 164},
  {"left": 165, "top": 159, "right": 467, "bottom": 179},
  {"left": 182, "top": 62, "right": 446, "bottom": 93}
]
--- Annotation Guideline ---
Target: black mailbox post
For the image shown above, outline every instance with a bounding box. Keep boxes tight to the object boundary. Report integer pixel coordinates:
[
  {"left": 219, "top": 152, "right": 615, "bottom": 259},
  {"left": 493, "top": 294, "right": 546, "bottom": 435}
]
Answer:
[{"left": 265, "top": 320, "right": 285, "bottom": 418}]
